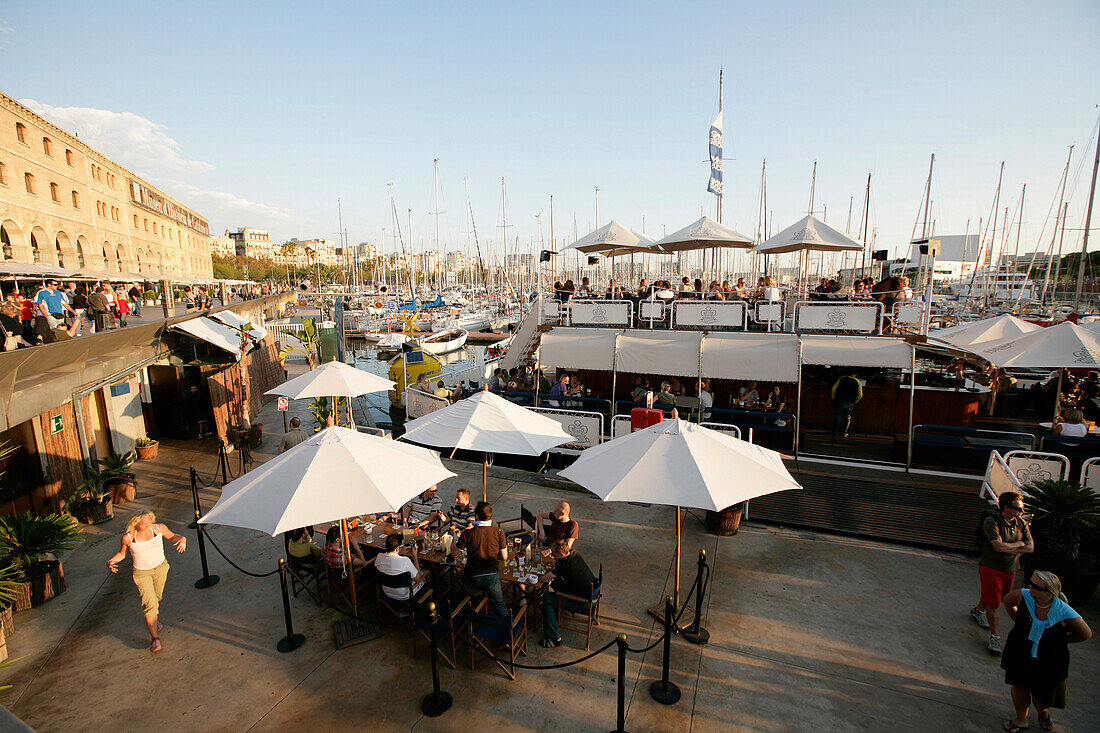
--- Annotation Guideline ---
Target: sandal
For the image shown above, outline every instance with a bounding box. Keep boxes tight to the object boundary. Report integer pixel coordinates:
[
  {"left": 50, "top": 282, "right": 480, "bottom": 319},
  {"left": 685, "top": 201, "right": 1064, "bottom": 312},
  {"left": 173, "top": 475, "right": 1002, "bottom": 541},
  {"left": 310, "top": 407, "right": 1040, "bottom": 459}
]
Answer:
[
  {"left": 1037, "top": 712, "right": 1053, "bottom": 731},
  {"left": 538, "top": 637, "right": 562, "bottom": 649},
  {"left": 149, "top": 638, "right": 162, "bottom": 653},
  {"left": 1003, "top": 722, "right": 1029, "bottom": 733}
]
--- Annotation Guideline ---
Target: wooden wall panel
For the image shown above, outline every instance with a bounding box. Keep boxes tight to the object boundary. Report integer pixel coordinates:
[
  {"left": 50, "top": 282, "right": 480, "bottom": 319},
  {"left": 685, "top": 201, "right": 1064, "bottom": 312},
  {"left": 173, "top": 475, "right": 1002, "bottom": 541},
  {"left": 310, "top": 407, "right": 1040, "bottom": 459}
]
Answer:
[
  {"left": 37, "top": 403, "right": 87, "bottom": 512},
  {"left": 203, "top": 336, "right": 284, "bottom": 440}
]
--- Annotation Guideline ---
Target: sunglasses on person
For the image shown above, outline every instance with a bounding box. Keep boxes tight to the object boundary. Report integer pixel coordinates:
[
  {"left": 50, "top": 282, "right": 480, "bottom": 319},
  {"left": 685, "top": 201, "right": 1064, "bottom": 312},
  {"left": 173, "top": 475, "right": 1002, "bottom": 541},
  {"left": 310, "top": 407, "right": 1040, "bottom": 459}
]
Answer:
[
  {"left": 1028, "top": 582, "right": 1049, "bottom": 593},
  {"left": 1006, "top": 504, "right": 1025, "bottom": 513}
]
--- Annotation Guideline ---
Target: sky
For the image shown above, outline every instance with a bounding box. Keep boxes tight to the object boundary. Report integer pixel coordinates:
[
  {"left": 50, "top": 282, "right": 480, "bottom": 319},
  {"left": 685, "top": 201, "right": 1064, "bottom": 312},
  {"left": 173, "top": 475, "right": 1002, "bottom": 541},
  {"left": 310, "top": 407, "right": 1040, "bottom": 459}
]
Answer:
[{"left": 2, "top": 1, "right": 1099, "bottom": 263}]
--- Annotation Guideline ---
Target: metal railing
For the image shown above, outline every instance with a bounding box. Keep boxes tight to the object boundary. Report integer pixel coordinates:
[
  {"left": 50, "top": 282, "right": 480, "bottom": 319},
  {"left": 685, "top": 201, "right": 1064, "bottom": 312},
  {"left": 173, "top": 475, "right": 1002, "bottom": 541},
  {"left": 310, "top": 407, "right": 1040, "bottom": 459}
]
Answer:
[
  {"left": 1003, "top": 450, "right": 1070, "bottom": 485},
  {"left": 670, "top": 300, "right": 747, "bottom": 331},
  {"left": 565, "top": 300, "right": 633, "bottom": 328},
  {"left": 981, "top": 451, "right": 1026, "bottom": 504},
  {"left": 532, "top": 407, "right": 604, "bottom": 451},
  {"left": 1082, "top": 457, "right": 1100, "bottom": 494},
  {"left": 793, "top": 301, "right": 883, "bottom": 334}
]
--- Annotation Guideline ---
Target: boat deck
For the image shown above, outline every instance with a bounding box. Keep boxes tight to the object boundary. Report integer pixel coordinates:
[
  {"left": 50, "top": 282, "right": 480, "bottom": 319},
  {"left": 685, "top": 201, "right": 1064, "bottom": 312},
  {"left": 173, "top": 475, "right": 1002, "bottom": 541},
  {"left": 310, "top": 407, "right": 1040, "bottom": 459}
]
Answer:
[{"left": 750, "top": 459, "right": 985, "bottom": 554}]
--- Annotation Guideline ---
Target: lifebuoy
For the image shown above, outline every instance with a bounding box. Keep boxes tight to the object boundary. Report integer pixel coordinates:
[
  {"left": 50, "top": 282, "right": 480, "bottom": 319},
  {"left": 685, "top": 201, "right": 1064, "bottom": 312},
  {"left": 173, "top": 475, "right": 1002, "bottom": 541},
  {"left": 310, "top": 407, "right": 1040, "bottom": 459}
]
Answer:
[
  {"left": 385, "top": 313, "right": 396, "bottom": 325},
  {"left": 374, "top": 300, "right": 383, "bottom": 308}
]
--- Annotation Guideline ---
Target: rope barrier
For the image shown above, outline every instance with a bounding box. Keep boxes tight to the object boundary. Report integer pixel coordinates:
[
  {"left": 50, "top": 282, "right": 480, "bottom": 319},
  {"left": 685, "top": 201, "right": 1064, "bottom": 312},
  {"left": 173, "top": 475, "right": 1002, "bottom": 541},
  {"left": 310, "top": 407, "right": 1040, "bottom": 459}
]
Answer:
[
  {"left": 456, "top": 628, "right": 618, "bottom": 670},
  {"left": 626, "top": 628, "right": 668, "bottom": 655},
  {"left": 201, "top": 530, "right": 279, "bottom": 577},
  {"left": 284, "top": 564, "right": 417, "bottom": 627}
]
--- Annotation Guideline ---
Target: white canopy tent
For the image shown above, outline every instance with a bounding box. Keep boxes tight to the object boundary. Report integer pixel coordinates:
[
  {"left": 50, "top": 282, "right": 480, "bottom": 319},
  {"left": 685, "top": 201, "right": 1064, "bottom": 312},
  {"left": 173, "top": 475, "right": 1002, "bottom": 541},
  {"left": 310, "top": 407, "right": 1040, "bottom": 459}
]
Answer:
[
  {"left": 752, "top": 215, "right": 864, "bottom": 256},
  {"left": 974, "top": 322, "right": 1100, "bottom": 368},
  {"left": 562, "top": 221, "right": 656, "bottom": 257}
]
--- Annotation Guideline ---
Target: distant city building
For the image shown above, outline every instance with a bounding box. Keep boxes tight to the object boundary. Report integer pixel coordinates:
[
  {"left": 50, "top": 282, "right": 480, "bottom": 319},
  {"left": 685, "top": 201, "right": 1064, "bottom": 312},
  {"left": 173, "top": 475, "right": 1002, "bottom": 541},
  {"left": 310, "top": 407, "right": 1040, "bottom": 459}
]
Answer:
[
  {"left": 0, "top": 91, "right": 213, "bottom": 277},
  {"left": 228, "top": 227, "right": 274, "bottom": 260},
  {"left": 208, "top": 233, "right": 236, "bottom": 258},
  {"left": 356, "top": 242, "right": 379, "bottom": 261}
]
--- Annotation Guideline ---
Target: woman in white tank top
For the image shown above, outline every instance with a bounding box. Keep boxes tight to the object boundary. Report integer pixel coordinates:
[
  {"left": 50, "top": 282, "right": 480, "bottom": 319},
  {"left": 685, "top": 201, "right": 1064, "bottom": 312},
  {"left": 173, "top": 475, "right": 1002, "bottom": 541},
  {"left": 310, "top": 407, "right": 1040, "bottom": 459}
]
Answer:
[{"left": 108, "top": 511, "right": 186, "bottom": 652}]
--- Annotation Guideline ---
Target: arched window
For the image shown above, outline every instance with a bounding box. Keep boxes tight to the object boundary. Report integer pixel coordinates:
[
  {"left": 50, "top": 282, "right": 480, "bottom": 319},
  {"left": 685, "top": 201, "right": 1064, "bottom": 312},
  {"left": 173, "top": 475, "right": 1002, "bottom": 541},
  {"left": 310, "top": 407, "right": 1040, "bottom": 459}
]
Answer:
[
  {"left": 143, "top": 219, "right": 148, "bottom": 232},
  {"left": 102, "top": 242, "right": 110, "bottom": 270},
  {"left": 133, "top": 214, "right": 138, "bottom": 228},
  {"left": 76, "top": 240, "right": 85, "bottom": 268},
  {"left": 15, "top": 123, "right": 26, "bottom": 144},
  {"left": 31, "top": 233, "right": 42, "bottom": 263},
  {"left": 50, "top": 182, "right": 59, "bottom": 202},
  {"left": 71, "top": 190, "right": 80, "bottom": 208},
  {"left": 0, "top": 162, "right": 6, "bottom": 186},
  {"left": 42, "top": 137, "right": 52, "bottom": 156},
  {"left": 65, "top": 149, "right": 74, "bottom": 166},
  {"left": 116, "top": 244, "right": 125, "bottom": 272},
  {"left": 55, "top": 236, "right": 64, "bottom": 267},
  {"left": 136, "top": 250, "right": 143, "bottom": 272},
  {"left": 0, "top": 224, "right": 12, "bottom": 260},
  {"left": 24, "top": 172, "right": 35, "bottom": 194}
]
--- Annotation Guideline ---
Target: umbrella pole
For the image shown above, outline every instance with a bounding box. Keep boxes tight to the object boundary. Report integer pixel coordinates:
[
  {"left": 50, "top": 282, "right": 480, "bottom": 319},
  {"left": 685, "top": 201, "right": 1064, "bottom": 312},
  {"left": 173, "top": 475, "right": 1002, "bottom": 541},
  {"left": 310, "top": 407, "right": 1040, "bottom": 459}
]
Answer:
[
  {"left": 341, "top": 517, "right": 359, "bottom": 610},
  {"left": 1051, "top": 369, "right": 1064, "bottom": 425},
  {"left": 482, "top": 452, "right": 488, "bottom": 502},
  {"left": 674, "top": 505, "right": 681, "bottom": 610}
]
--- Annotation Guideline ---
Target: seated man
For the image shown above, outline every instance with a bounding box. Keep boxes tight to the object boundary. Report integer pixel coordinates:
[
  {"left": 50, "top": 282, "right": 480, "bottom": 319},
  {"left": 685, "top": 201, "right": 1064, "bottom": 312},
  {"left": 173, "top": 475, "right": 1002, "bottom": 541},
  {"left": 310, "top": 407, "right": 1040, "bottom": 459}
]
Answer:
[
  {"left": 536, "top": 502, "right": 579, "bottom": 553},
  {"left": 400, "top": 485, "right": 445, "bottom": 529},
  {"left": 539, "top": 539, "right": 598, "bottom": 648},
  {"left": 372, "top": 533, "right": 428, "bottom": 603},
  {"left": 735, "top": 382, "right": 760, "bottom": 404},
  {"left": 631, "top": 378, "right": 651, "bottom": 403},
  {"left": 449, "top": 488, "right": 475, "bottom": 534},
  {"left": 434, "top": 380, "right": 453, "bottom": 401},
  {"left": 766, "top": 385, "right": 788, "bottom": 413}
]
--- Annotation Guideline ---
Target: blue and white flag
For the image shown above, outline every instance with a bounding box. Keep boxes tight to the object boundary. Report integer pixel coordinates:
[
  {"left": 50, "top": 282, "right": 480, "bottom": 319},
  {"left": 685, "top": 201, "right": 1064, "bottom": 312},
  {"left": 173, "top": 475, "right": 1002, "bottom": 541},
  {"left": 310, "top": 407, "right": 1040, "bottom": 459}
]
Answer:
[{"left": 707, "top": 110, "right": 723, "bottom": 196}]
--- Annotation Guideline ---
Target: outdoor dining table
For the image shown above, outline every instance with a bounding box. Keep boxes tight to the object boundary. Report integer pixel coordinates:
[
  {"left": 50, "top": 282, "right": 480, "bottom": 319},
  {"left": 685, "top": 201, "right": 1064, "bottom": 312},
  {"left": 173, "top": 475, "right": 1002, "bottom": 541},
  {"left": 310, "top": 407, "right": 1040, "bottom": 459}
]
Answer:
[{"left": 329, "top": 519, "right": 555, "bottom": 625}]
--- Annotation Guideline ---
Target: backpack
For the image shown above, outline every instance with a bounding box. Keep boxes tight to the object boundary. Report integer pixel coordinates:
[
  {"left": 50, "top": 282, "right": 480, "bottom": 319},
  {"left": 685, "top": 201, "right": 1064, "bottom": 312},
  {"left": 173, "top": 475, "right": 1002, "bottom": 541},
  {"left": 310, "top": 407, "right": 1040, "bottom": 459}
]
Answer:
[{"left": 975, "top": 510, "right": 999, "bottom": 549}]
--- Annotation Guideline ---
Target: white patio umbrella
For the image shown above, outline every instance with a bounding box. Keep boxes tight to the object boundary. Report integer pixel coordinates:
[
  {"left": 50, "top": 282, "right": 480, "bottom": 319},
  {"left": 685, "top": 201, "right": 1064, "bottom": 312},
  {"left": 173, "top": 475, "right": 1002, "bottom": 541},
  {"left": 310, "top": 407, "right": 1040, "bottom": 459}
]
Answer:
[
  {"left": 652, "top": 216, "right": 753, "bottom": 253},
  {"left": 559, "top": 419, "right": 801, "bottom": 608},
  {"left": 751, "top": 214, "right": 863, "bottom": 256},
  {"left": 266, "top": 358, "right": 394, "bottom": 425},
  {"left": 974, "top": 322, "right": 1100, "bottom": 423},
  {"left": 400, "top": 389, "right": 573, "bottom": 500},
  {"left": 562, "top": 220, "right": 656, "bottom": 257},
  {"left": 200, "top": 426, "right": 456, "bottom": 608},
  {"left": 929, "top": 314, "right": 1043, "bottom": 349},
  {"left": 200, "top": 426, "right": 456, "bottom": 536}
]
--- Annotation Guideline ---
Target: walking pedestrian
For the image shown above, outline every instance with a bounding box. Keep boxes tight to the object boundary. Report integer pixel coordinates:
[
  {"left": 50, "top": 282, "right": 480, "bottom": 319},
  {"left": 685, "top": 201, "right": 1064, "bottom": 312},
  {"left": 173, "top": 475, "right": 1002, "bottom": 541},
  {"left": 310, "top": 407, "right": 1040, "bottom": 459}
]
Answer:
[
  {"left": 999, "top": 571, "right": 1092, "bottom": 732},
  {"left": 831, "top": 369, "right": 863, "bottom": 437},
  {"left": 970, "top": 491, "right": 1033, "bottom": 655},
  {"left": 107, "top": 511, "right": 187, "bottom": 652}
]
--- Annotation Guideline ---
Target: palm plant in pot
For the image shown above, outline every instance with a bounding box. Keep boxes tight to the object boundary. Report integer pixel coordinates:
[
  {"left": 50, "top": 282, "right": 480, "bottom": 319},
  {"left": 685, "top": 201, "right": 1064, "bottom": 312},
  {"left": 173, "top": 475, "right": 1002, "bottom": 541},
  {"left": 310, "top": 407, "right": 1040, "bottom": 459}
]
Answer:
[
  {"left": 1022, "top": 479, "right": 1100, "bottom": 604},
  {"left": 97, "top": 450, "right": 137, "bottom": 504},
  {"left": 0, "top": 565, "right": 18, "bottom": 658},
  {"left": 67, "top": 468, "right": 115, "bottom": 525},
  {"left": 0, "top": 512, "right": 83, "bottom": 611}
]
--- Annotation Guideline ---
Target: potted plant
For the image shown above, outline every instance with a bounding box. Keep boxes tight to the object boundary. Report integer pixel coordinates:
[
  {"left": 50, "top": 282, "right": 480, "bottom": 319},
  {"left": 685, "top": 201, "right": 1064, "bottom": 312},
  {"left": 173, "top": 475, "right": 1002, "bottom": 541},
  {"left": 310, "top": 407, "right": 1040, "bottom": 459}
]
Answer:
[
  {"left": 97, "top": 451, "right": 137, "bottom": 504},
  {"left": 0, "top": 512, "right": 84, "bottom": 611},
  {"left": 135, "top": 436, "right": 159, "bottom": 460},
  {"left": 67, "top": 470, "right": 115, "bottom": 525},
  {"left": 0, "top": 565, "right": 18, "bottom": 655},
  {"left": 1022, "top": 479, "right": 1100, "bottom": 604},
  {"left": 228, "top": 422, "right": 263, "bottom": 449},
  {"left": 705, "top": 502, "right": 746, "bottom": 536},
  {"left": 142, "top": 289, "right": 159, "bottom": 307}
]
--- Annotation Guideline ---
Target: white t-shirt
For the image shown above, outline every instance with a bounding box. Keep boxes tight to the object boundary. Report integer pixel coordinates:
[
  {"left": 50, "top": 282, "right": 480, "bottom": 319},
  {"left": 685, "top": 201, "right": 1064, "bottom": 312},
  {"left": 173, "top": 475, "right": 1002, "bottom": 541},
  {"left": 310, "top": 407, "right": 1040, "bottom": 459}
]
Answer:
[
  {"left": 699, "top": 390, "right": 713, "bottom": 412},
  {"left": 1057, "top": 422, "right": 1088, "bottom": 437},
  {"left": 762, "top": 287, "right": 781, "bottom": 301},
  {"left": 374, "top": 552, "right": 422, "bottom": 601}
]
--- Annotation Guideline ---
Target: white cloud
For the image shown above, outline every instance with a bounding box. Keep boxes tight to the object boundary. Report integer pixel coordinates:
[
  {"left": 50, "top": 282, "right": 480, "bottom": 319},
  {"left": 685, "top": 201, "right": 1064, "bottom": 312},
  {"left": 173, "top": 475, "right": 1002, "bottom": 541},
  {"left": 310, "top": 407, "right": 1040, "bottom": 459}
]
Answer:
[
  {"left": 20, "top": 98, "right": 213, "bottom": 178},
  {"left": 19, "top": 98, "right": 296, "bottom": 232},
  {"left": 158, "top": 180, "right": 294, "bottom": 224}
]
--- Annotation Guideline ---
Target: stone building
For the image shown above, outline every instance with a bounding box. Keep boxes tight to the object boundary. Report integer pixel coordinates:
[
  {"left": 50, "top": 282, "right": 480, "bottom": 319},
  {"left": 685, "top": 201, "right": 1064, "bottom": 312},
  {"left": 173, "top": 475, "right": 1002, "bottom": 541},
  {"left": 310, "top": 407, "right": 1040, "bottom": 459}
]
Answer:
[
  {"left": 227, "top": 227, "right": 274, "bottom": 260},
  {"left": 0, "top": 92, "right": 213, "bottom": 277}
]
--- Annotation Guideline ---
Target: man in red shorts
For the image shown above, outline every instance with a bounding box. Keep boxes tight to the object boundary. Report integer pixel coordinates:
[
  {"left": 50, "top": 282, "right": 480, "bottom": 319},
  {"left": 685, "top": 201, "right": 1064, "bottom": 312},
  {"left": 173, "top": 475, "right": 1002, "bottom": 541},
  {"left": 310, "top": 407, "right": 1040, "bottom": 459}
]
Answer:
[{"left": 970, "top": 491, "right": 1032, "bottom": 655}]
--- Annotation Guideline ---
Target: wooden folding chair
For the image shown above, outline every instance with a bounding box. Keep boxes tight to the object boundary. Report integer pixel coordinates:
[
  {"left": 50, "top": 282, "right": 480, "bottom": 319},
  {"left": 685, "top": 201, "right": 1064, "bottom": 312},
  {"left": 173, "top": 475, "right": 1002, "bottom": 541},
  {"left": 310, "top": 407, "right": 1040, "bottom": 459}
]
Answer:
[
  {"left": 497, "top": 505, "right": 538, "bottom": 549},
  {"left": 287, "top": 554, "right": 323, "bottom": 606},
  {"left": 556, "top": 563, "right": 602, "bottom": 650},
  {"left": 467, "top": 598, "right": 527, "bottom": 680},
  {"left": 413, "top": 596, "right": 469, "bottom": 669}
]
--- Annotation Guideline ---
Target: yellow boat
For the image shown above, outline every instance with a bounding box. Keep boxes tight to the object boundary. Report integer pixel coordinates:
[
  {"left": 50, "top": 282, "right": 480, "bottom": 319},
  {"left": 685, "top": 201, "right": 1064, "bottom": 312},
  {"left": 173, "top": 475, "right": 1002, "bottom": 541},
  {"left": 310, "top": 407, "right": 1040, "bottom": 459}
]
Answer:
[{"left": 387, "top": 348, "right": 444, "bottom": 409}]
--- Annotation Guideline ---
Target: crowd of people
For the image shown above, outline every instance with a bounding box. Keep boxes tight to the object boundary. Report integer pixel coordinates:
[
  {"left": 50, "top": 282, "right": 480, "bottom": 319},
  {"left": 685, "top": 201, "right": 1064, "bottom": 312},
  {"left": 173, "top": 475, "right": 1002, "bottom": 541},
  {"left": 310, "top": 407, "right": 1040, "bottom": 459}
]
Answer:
[
  {"left": 285, "top": 488, "right": 594, "bottom": 649},
  {"left": 0, "top": 279, "right": 149, "bottom": 347}
]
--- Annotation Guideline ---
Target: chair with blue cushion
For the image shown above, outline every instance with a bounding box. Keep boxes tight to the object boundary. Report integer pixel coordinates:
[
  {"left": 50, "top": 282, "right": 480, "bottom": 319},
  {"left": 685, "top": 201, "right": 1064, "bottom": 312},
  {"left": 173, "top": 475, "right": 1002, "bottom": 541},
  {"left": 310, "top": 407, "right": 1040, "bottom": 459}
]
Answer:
[
  {"left": 413, "top": 596, "right": 469, "bottom": 669},
  {"left": 555, "top": 563, "right": 603, "bottom": 650},
  {"left": 498, "top": 505, "right": 538, "bottom": 549},
  {"left": 467, "top": 598, "right": 527, "bottom": 679}
]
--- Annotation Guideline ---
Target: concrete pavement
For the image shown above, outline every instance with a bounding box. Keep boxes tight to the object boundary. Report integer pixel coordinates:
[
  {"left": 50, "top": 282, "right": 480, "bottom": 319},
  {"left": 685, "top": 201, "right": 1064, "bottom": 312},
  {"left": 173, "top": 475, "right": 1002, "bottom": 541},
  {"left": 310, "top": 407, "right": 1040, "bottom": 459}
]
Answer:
[{"left": 1, "top": 397, "right": 1097, "bottom": 732}]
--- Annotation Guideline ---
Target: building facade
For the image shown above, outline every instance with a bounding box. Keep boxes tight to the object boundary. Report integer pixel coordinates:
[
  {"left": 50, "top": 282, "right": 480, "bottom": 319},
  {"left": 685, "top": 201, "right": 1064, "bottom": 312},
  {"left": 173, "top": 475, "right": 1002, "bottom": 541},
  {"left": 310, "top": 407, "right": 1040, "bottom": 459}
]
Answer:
[
  {"left": 0, "top": 92, "right": 213, "bottom": 278},
  {"left": 208, "top": 233, "right": 236, "bottom": 258},
  {"left": 228, "top": 227, "right": 274, "bottom": 260}
]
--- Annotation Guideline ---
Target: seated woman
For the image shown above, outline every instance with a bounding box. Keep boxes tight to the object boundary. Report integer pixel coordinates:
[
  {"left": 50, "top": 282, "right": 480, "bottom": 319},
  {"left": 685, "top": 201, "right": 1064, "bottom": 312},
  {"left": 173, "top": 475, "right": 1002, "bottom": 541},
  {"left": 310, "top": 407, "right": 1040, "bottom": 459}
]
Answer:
[
  {"left": 1053, "top": 409, "right": 1089, "bottom": 437},
  {"left": 761, "top": 276, "right": 782, "bottom": 302},
  {"left": 631, "top": 377, "right": 651, "bottom": 403},
  {"left": 287, "top": 526, "right": 323, "bottom": 564},
  {"left": 707, "top": 281, "right": 725, "bottom": 300},
  {"left": 655, "top": 381, "right": 677, "bottom": 407},
  {"left": 766, "top": 385, "right": 788, "bottom": 413}
]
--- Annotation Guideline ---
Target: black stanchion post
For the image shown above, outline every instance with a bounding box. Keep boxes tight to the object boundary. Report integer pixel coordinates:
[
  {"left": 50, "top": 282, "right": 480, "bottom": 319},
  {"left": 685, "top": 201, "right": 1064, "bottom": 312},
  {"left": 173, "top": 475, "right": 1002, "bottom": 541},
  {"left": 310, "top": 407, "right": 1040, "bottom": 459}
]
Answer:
[
  {"left": 682, "top": 550, "right": 710, "bottom": 645},
  {"left": 649, "top": 596, "right": 681, "bottom": 705},
  {"left": 420, "top": 602, "right": 452, "bottom": 717},
  {"left": 193, "top": 521, "right": 220, "bottom": 589},
  {"left": 276, "top": 559, "right": 305, "bottom": 652},
  {"left": 218, "top": 440, "right": 230, "bottom": 485},
  {"left": 609, "top": 633, "right": 628, "bottom": 733},
  {"left": 188, "top": 467, "right": 201, "bottom": 529}
]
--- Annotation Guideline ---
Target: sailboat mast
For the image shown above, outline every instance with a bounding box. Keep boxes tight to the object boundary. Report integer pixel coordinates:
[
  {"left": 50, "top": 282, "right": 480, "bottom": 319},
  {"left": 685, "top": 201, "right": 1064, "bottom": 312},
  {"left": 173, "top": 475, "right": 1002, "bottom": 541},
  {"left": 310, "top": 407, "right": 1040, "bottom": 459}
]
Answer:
[
  {"left": 1074, "top": 126, "right": 1100, "bottom": 312},
  {"left": 860, "top": 172, "right": 871, "bottom": 280}
]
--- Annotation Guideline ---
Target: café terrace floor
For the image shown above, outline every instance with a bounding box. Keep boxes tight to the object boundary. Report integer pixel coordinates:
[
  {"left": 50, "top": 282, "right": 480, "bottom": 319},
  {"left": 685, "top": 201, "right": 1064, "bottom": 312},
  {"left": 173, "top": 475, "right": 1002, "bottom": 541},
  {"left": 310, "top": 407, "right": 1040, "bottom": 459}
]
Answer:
[{"left": 2, "top": 399, "right": 1098, "bottom": 732}]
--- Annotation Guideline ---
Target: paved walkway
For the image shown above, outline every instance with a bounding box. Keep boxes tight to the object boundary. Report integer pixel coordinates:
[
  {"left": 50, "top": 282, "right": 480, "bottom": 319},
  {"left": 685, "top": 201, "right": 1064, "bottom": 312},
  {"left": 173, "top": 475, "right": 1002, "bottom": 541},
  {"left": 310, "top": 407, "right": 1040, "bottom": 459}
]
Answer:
[{"left": 1, "top": 397, "right": 1097, "bottom": 732}]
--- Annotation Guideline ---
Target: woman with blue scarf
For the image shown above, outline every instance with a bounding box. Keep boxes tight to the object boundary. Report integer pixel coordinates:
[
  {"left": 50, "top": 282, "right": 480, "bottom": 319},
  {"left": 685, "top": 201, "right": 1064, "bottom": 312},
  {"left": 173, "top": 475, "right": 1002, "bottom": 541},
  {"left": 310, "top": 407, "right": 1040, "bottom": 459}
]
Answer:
[{"left": 1000, "top": 571, "right": 1092, "bottom": 732}]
